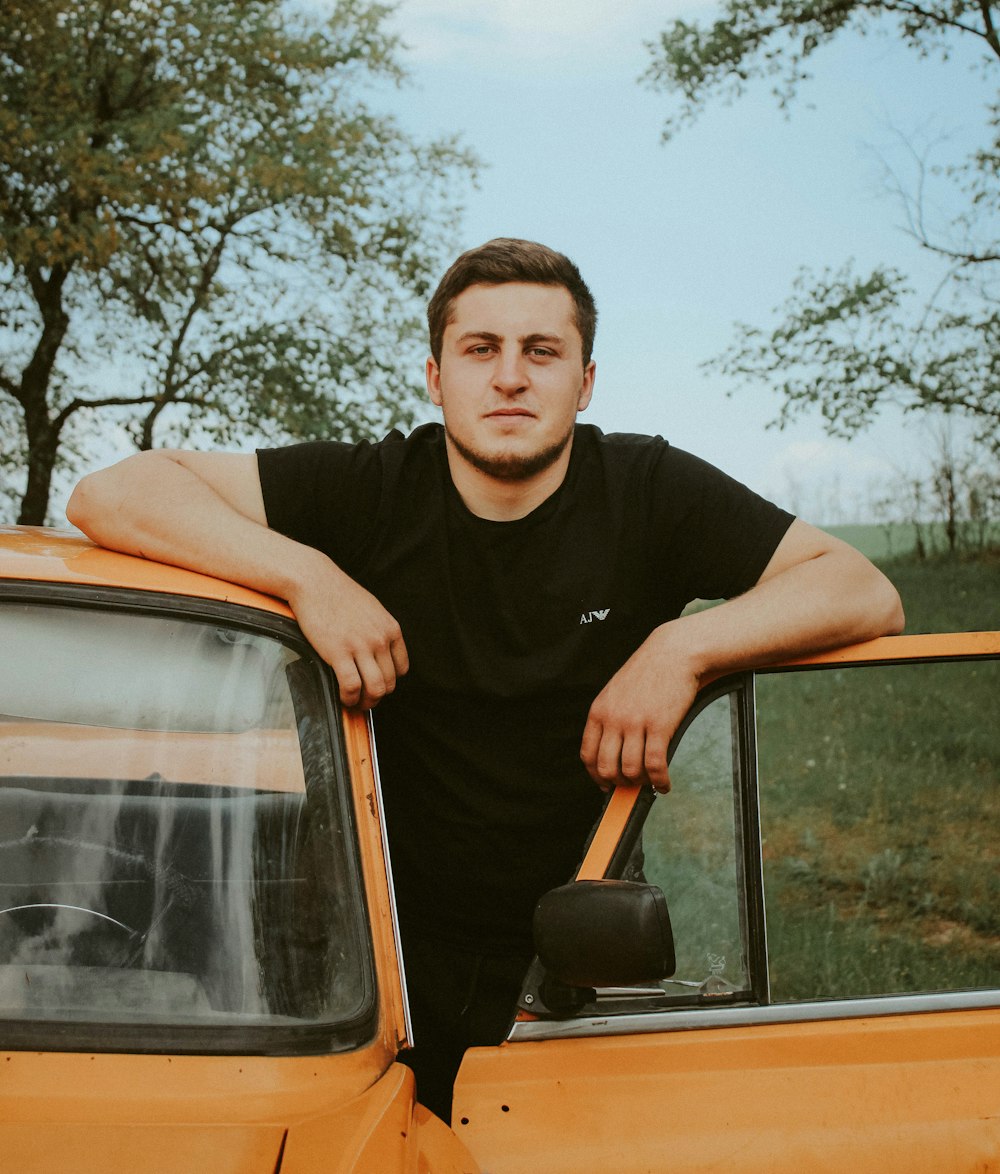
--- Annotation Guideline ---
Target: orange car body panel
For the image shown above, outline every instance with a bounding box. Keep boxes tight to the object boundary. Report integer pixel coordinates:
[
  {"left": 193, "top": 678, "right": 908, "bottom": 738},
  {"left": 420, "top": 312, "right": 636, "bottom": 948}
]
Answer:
[
  {"left": 0, "top": 524, "right": 293, "bottom": 615},
  {"left": 454, "top": 1010, "right": 1000, "bottom": 1173},
  {"left": 2, "top": 526, "right": 998, "bottom": 1172},
  {"left": 1, "top": 1049, "right": 476, "bottom": 1173}
]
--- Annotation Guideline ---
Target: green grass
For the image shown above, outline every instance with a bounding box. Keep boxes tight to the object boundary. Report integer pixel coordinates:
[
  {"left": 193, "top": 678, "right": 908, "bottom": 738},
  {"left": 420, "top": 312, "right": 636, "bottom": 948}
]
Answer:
[
  {"left": 883, "top": 552, "right": 999, "bottom": 633},
  {"left": 757, "top": 653, "right": 1000, "bottom": 1001}
]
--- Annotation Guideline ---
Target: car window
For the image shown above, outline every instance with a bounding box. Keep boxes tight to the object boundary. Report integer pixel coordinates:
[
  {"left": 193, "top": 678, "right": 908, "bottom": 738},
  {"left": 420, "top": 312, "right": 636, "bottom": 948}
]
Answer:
[
  {"left": 756, "top": 657, "right": 1000, "bottom": 1002},
  {"left": 636, "top": 690, "right": 753, "bottom": 1001},
  {"left": 0, "top": 600, "right": 373, "bottom": 1054}
]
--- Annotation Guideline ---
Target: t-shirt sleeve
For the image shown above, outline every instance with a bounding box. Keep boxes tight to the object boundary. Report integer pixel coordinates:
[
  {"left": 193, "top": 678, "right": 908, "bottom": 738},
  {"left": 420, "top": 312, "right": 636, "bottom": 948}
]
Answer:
[
  {"left": 650, "top": 444, "right": 795, "bottom": 602},
  {"left": 256, "top": 437, "right": 386, "bottom": 575}
]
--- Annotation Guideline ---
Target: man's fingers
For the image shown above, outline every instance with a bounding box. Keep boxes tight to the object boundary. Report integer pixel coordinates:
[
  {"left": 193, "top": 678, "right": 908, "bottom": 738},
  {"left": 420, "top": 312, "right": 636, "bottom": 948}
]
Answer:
[
  {"left": 582, "top": 713, "right": 672, "bottom": 793},
  {"left": 353, "top": 650, "right": 395, "bottom": 710},
  {"left": 310, "top": 620, "right": 407, "bottom": 712},
  {"left": 619, "top": 729, "right": 647, "bottom": 782},
  {"left": 333, "top": 658, "right": 364, "bottom": 709},
  {"left": 644, "top": 735, "right": 671, "bottom": 793},
  {"left": 648, "top": 764, "right": 671, "bottom": 794},
  {"left": 290, "top": 574, "right": 408, "bottom": 710},
  {"left": 363, "top": 630, "right": 409, "bottom": 708},
  {"left": 334, "top": 643, "right": 396, "bottom": 711},
  {"left": 579, "top": 716, "right": 603, "bottom": 779},
  {"left": 390, "top": 633, "right": 409, "bottom": 678},
  {"left": 594, "top": 728, "right": 625, "bottom": 784},
  {"left": 372, "top": 645, "right": 400, "bottom": 697}
]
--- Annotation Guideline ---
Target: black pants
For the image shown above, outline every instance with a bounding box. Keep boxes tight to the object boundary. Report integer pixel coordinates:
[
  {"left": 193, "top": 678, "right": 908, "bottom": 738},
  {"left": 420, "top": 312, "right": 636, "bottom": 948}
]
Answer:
[{"left": 396, "top": 933, "right": 533, "bottom": 1124}]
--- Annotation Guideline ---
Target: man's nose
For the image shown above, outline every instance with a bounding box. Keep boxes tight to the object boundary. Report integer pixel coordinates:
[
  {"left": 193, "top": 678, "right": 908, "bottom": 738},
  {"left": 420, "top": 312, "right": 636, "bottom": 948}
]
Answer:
[{"left": 492, "top": 348, "right": 528, "bottom": 393}]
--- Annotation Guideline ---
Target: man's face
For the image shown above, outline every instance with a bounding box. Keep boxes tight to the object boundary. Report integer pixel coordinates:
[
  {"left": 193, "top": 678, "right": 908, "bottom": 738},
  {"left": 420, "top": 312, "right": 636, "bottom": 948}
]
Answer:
[{"left": 426, "top": 282, "right": 595, "bottom": 483}]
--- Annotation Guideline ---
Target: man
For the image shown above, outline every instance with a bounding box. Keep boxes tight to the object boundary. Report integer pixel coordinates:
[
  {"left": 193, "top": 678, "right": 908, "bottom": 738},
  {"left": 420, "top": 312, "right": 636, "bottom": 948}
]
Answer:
[{"left": 68, "top": 238, "right": 904, "bottom": 1121}]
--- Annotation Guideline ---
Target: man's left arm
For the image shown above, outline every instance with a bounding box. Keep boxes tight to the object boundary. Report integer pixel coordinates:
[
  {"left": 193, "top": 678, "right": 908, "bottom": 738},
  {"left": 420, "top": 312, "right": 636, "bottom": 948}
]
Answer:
[{"left": 580, "top": 519, "right": 904, "bottom": 792}]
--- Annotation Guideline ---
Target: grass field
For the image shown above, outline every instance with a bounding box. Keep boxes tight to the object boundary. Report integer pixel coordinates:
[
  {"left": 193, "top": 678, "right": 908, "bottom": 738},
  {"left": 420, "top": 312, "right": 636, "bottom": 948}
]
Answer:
[
  {"left": 879, "top": 554, "right": 999, "bottom": 634},
  {"left": 758, "top": 656, "right": 1000, "bottom": 1000}
]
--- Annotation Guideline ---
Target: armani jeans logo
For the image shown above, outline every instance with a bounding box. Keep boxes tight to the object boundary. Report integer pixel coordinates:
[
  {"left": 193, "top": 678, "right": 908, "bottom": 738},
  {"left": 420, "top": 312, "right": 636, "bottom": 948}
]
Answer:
[{"left": 579, "top": 609, "right": 611, "bottom": 624}]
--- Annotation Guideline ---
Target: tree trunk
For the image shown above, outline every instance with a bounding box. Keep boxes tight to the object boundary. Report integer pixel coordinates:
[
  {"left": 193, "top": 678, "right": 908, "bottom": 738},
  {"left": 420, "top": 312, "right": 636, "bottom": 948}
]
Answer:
[
  {"left": 138, "top": 398, "right": 169, "bottom": 451},
  {"left": 16, "top": 264, "right": 72, "bottom": 525},
  {"left": 17, "top": 418, "right": 60, "bottom": 526}
]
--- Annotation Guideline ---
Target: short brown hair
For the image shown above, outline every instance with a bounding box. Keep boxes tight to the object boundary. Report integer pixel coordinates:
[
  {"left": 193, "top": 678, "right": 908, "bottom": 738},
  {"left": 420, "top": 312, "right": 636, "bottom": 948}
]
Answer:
[{"left": 427, "top": 238, "right": 597, "bottom": 365}]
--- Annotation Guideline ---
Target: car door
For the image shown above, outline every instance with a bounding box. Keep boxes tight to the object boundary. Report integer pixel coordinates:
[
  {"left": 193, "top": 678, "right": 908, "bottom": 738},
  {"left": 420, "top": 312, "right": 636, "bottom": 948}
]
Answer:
[{"left": 451, "top": 633, "right": 1000, "bottom": 1173}]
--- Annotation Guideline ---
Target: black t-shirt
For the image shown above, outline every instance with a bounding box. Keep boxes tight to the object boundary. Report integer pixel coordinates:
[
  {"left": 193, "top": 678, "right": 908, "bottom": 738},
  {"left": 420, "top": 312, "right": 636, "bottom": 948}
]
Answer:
[{"left": 258, "top": 423, "right": 793, "bottom": 953}]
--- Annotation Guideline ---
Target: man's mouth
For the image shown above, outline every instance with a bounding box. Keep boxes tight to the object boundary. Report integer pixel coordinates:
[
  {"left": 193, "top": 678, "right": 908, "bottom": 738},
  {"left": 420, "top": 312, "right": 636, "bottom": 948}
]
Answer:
[{"left": 486, "top": 408, "right": 534, "bottom": 419}]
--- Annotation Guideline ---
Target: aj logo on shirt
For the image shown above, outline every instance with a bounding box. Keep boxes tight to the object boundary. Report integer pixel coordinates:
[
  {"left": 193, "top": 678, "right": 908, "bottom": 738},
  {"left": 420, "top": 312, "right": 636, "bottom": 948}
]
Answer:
[{"left": 580, "top": 609, "right": 611, "bottom": 624}]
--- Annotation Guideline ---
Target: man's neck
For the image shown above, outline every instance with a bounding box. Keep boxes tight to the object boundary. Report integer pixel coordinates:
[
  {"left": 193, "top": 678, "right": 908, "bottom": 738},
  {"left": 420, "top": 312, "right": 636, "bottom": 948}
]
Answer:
[{"left": 444, "top": 436, "right": 573, "bottom": 522}]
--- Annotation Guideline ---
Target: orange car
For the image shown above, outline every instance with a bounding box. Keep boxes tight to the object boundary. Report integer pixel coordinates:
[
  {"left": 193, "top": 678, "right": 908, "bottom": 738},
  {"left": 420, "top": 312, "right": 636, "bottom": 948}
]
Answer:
[{"left": 1, "top": 525, "right": 998, "bottom": 1173}]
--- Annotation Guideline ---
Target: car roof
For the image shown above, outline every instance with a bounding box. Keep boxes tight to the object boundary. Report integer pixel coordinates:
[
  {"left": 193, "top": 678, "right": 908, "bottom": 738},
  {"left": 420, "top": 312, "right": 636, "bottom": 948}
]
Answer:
[
  {"left": 2, "top": 526, "right": 996, "bottom": 665},
  {"left": 0, "top": 526, "right": 292, "bottom": 617}
]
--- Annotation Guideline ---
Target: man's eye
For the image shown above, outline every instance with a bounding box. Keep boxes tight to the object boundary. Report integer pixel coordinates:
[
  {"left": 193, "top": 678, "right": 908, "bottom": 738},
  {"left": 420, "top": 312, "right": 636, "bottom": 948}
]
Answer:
[
  {"left": 528, "top": 347, "right": 554, "bottom": 358},
  {"left": 470, "top": 345, "right": 493, "bottom": 355}
]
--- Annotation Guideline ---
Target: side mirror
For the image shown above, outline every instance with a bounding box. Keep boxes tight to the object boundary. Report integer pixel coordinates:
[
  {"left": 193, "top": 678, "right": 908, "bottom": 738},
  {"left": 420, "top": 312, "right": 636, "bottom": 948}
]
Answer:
[{"left": 533, "top": 879, "right": 675, "bottom": 990}]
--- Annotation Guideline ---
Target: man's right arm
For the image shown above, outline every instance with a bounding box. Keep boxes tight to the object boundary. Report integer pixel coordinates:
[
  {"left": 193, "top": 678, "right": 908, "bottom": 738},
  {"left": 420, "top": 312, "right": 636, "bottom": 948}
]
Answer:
[{"left": 67, "top": 450, "right": 407, "bottom": 709}]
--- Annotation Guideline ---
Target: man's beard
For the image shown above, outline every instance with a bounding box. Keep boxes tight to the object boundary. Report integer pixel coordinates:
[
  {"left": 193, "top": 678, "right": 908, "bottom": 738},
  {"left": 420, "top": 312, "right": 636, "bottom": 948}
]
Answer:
[{"left": 444, "top": 423, "right": 574, "bottom": 482}]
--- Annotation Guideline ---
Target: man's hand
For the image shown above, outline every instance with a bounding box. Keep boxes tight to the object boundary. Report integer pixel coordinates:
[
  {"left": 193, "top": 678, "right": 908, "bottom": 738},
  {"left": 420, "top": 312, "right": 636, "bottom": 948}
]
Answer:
[
  {"left": 287, "top": 560, "right": 408, "bottom": 710},
  {"left": 580, "top": 625, "right": 696, "bottom": 793},
  {"left": 68, "top": 449, "right": 409, "bottom": 710},
  {"left": 579, "top": 520, "right": 904, "bottom": 795}
]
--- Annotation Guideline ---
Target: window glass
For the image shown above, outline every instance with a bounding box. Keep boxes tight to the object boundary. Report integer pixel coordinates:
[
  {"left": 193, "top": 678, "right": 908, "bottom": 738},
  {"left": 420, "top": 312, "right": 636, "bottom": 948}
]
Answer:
[
  {"left": 756, "top": 659, "right": 1000, "bottom": 1002},
  {"left": 0, "top": 602, "right": 371, "bottom": 1050},
  {"left": 638, "top": 692, "right": 750, "bottom": 998}
]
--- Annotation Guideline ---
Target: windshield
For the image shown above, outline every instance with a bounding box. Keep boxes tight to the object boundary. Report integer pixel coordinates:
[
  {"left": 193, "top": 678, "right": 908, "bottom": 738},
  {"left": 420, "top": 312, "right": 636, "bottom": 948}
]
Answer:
[{"left": 0, "top": 598, "right": 373, "bottom": 1054}]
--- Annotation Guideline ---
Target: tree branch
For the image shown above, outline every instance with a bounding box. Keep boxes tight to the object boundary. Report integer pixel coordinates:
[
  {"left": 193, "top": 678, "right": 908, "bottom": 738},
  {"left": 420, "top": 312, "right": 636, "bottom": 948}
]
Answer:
[
  {"left": 52, "top": 391, "right": 206, "bottom": 432},
  {"left": 886, "top": 0, "right": 1000, "bottom": 50},
  {"left": 977, "top": 0, "right": 1000, "bottom": 58}
]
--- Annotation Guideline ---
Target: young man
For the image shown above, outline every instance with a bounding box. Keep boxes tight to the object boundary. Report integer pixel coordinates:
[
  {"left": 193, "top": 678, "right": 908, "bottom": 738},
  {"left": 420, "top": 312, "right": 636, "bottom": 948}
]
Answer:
[{"left": 68, "top": 238, "right": 904, "bottom": 1121}]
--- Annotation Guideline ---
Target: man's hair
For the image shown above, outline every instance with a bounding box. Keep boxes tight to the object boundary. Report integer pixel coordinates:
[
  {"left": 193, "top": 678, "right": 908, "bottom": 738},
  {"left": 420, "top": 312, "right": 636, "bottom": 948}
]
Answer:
[{"left": 427, "top": 238, "right": 597, "bottom": 366}]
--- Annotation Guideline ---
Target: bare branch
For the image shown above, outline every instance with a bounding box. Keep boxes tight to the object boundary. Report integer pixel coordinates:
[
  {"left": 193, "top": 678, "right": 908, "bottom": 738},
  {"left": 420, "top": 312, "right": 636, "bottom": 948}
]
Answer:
[{"left": 886, "top": 0, "right": 1000, "bottom": 52}]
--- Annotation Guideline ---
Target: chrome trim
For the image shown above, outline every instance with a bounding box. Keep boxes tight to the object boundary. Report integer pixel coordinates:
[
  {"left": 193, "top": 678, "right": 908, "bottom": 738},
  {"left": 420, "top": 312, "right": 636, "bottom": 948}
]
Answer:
[
  {"left": 509, "top": 989, "right": 1000, "bottom": 1042},
  {"left": 366, "top": 711, "right": 413, "bottom": 1047}
]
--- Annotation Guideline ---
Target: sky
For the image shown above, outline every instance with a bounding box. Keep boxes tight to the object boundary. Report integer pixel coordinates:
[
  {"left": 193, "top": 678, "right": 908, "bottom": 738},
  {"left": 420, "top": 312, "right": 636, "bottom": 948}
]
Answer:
[{"left": 371, "top": 0, "right": 993, "bottom": 524}]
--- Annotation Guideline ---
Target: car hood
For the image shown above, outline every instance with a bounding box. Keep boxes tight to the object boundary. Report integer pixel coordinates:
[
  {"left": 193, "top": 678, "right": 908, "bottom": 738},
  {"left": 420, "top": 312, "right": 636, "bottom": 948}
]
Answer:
[
  {"left": 0, "top": 1123, "right": 286, "bottom": 1174},
  {"left": 0, "top": 1052, "right": 444, "bottom": 1173}
]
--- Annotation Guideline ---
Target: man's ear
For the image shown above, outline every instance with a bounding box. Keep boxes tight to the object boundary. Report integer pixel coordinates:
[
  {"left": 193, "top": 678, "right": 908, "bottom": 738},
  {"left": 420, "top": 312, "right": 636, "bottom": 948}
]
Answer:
[
  {"left": 577, "top": 360, "right": 596, "bottom": 412},
  {"left": 426, "top": 356, "right": 443, "bottom": 407}
]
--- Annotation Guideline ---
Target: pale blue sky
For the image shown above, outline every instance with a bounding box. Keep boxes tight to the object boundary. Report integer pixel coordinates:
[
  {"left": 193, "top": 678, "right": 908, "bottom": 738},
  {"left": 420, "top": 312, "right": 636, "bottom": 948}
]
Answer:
[{"left": 381, "top": 0, "right": 993, "bottom": 523}]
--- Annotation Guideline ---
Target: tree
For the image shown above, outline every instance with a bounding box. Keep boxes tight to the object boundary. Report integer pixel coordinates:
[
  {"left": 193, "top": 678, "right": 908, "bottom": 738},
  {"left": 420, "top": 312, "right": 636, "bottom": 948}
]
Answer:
[
  {"left": 1, "top": 0, "right": 475, "bottom": 524},
  {"left": 643, "top": 1, "right": 1000, "bottom": 459}
]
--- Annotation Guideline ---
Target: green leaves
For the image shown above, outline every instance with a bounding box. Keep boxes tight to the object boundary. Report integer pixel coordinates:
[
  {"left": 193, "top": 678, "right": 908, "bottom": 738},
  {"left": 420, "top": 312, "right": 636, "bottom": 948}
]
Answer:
[
  {"left": 645, "top": 0, "right": 999, "bottom": 468},
  {"left": 710, "top": 260, "right": 1000, "bottom": 454},
  {"left": 644, "top": 2, "right": 999, "bottom": 140},
  {"left": 1, "top": 0, "right": 477, "bottom": 522}
]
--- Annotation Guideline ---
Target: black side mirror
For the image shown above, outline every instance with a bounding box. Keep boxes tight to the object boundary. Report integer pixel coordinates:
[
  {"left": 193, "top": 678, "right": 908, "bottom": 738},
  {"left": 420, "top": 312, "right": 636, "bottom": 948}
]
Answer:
[{"left": 533, "top": 879, "right": 675, "bottom": 990}]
